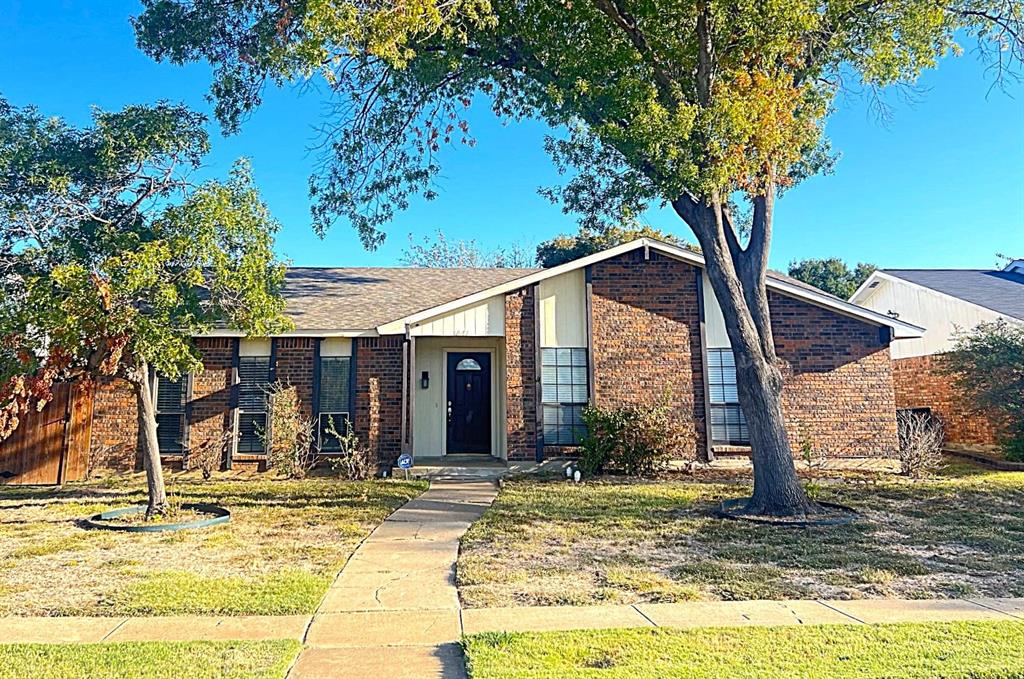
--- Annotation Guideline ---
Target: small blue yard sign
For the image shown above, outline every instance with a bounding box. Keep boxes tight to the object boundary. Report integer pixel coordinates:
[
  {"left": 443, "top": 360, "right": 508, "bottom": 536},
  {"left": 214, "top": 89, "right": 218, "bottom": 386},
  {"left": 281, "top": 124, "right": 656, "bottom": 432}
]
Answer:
[{"left": 397, "top": 453, "right": 414, "bottom": 470}]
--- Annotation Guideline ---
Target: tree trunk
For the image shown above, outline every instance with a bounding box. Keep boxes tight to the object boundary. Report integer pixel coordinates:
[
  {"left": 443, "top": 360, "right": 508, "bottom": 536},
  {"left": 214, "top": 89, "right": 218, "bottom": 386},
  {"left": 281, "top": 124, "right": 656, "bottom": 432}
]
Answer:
[
  {"left": 127, "top": 362, "right": 168, "bottom": 518},
  {"left": 673, "top": 193, "right": 815, "bottom": 517}
]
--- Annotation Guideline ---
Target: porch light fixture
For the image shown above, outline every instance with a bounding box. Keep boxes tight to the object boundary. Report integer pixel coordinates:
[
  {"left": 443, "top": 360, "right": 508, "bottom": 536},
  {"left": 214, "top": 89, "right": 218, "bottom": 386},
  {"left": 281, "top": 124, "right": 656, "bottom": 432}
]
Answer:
[{"left": 420, "top": 371, "right": 429, "bottom": 389}]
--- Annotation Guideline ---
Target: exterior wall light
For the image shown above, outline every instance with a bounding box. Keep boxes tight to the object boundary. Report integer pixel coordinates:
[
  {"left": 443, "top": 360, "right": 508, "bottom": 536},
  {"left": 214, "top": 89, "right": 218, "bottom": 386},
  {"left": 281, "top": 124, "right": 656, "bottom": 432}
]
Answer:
[{"left": 421, "top": 371, "right": 429, "bottom": 389}]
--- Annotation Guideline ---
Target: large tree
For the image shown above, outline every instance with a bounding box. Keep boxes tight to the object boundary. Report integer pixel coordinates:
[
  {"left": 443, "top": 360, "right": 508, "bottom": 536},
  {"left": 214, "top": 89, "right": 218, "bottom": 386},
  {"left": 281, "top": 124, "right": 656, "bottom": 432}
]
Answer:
[
  {"left": 788, "top": 258, "right": 876, "bottom": 299},
  {"left": 134, "top": 0, "right": 1022, "bottom": 516},
  {"left": 0, "top": 100, "right": 289, "bottom": 515}
]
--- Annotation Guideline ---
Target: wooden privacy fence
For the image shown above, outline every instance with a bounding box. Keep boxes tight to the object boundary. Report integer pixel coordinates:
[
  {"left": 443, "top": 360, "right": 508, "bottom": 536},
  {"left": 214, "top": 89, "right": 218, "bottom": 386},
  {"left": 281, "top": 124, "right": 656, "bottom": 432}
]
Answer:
[{"left": 0, "top": 382, "right": 93, "bottom": 485}]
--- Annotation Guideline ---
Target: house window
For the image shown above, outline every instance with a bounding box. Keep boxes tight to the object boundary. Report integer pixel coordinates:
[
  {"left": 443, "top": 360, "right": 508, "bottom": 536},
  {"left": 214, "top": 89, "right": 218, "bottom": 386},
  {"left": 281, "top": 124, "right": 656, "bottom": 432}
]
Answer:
[
  {"left": 707, "top": 348, "right": 749, "bottom": 445},
  {"left": 154, "top": 374, "right": 187, "bottom": 455},
  {"left": 318, "top": 356, "right": 352, "bottom": 452},
  {"left": 541, "top": 347, "right": 589, "bottom": 446},
  {"left": 237, "top": 356, "right": 271, "bottom": 454}
]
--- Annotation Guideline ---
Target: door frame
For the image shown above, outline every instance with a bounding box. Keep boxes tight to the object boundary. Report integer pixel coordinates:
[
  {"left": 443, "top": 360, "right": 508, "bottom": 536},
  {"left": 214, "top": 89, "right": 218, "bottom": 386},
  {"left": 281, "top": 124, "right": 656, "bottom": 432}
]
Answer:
[{"left": 441, "top": 348, "right": 497, "bottom": 457}]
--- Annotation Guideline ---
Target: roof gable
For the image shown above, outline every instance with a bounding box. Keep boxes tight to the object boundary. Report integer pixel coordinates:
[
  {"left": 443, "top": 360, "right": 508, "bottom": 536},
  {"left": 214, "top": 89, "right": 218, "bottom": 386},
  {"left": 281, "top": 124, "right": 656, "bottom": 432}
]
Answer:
[
  {"left": 866, "top": 269, "right": 1024, "bottom": 321},
  {"left": 390, "top": 238, "right": 924, "bottom": 338}
]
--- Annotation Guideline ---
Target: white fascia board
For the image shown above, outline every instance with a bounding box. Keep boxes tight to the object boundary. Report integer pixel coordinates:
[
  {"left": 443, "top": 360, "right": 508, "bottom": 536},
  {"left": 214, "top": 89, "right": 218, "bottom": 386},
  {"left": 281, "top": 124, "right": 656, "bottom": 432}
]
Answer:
[{"left": 381, "top": 237, "right": 923, "bottom": 338}]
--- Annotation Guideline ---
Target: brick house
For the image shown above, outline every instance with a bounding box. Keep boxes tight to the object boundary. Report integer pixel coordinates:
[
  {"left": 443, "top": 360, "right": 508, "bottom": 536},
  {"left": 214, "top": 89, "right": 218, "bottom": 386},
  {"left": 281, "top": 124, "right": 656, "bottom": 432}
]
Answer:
[
  {"left": 88, "top": 239, "right": 922, "bottom": 474},
  {"left": 851, "top": 260, "right": 1024, "bottom": 447}
]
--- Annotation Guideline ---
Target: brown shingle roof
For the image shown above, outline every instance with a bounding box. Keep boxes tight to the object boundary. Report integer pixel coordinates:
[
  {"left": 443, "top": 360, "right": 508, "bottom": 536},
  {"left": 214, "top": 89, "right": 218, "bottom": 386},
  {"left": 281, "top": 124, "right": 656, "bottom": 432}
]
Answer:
[{"left": 282, "top": 267, "right": 539, "bottom": 331}]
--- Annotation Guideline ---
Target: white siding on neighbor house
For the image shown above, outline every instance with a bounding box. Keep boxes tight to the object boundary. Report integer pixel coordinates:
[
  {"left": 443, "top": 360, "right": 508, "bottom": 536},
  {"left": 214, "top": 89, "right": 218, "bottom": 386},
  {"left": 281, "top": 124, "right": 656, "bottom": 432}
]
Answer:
[
  {"left": 702, "top": 272, "right": 731, "bottom": 349},
  {"left": 857, "top": 278, "right": 1011, "bottom": 359},
  {"left": 538, "top": 269, "right": 586, "bottom": 347},
  {"left": 238, "top": 338, "right": 271, "bottom": 357},
  {"left": 411, "top": 336, "right": 507, "bottom": 458},
  {"left": 319, "top": 337, "right": 352, "bottom": 357},
  {"left": 409, "top": 296, "right": 505, "bottom": 337}
]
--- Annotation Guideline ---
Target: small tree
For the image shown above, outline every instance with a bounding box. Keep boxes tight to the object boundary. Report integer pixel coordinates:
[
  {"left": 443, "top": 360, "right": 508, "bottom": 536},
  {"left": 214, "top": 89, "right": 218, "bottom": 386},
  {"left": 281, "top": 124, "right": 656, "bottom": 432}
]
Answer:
[
  {"left": 788, "top": 259, "right": 877, "bottom": 299},
  {"left": 536, "top": 225, "right": 698, "bottom": 268},
  {"left": 0, "top": 100, "right": 290, "bottom": 516},
  {"left": 944, "top": 321, "right": 1024, "bottom": 461}
]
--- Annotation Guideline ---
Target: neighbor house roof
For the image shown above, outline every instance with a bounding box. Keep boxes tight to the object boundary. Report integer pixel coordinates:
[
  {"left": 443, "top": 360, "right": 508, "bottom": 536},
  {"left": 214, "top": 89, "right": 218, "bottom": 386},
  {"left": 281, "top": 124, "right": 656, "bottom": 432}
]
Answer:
[
  {"left": 203, "top": 238, "right": 923, "bottom": 338},
  {"left": 866, "top": 269, "right": 1024, "bottom": 321},
  {"left": 278, "top": 267, "right": 539, "bottom": 333}
]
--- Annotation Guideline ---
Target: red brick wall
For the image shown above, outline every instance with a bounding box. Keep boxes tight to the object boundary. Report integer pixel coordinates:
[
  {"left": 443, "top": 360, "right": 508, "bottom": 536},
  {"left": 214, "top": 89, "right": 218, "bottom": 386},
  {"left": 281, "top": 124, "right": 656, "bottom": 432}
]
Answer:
[
  {"left": 590, "top": 251, "right": 706, "bottom": 459},
  {"left": 770, "top": 293, "right": 898, "bottom": 458},
  {"left": 504, "top": 286, "right": 538, "bottom": 461},
  {"left": 892, "top": 354, "right": 1001, "bottom": 445},
  {"left": 189, "top": 338, "right": 236, "bottom": 467},
  {"left": 273, "top": 338, "right": 316, "bottom": 419},
  {"left": 88, "top": 376, "right": 138, "bottom": 473},
  {"left": 354, "top": 336, "right": 404, "bottom": 467}
]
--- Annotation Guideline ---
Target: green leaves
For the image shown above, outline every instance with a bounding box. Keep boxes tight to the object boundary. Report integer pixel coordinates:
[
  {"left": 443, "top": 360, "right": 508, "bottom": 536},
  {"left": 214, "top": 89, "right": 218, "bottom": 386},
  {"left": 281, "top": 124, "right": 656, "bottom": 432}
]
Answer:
[
  {"left": 945, "top": 320, "right": 1024, "bottom": 460},
  {"left": 0, "top": 101, "right": 289, "bottom": 424},
  {"left": 133, "top": 0, "right": 1022, "bottom": 247},
  {"left": 787, "top": 258, "right": 876, "bottom": 299}
]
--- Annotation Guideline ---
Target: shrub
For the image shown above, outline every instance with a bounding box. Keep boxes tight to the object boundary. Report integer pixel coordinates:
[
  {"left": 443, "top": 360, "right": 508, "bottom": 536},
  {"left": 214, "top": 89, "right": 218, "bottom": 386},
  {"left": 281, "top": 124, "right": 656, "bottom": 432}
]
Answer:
[
  {"left": 185, "top": 430, "right": 232, "bottom": 480},
  {"left": 944, "top": 321, "right": 1024, "bottom": 461},
  {"left": 580, "top": 396, "right": 692, "bottom": 477},
  {"left": 323, "top": 416, "right": 372, "bottom": 481},
  {"left": 897, "top": 410, "right": 944, "bottom": 477},
  {"left": 264, "top": 382, "right": 317, "bottom": 479}
]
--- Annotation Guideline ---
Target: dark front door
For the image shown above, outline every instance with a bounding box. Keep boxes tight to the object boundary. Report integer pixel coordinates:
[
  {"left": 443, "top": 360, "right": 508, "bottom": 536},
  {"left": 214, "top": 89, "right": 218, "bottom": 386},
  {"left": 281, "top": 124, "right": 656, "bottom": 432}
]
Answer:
[{"left": 446, "top": 352, "right": 492, "bottom": 454}]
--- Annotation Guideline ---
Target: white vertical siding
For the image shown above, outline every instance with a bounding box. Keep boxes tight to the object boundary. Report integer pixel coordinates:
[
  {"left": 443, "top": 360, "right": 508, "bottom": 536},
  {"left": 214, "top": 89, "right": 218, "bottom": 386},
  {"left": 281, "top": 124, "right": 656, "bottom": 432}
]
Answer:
[
  {"left": 238, "top": 338, "right": 271, "bottom": 356},
  {"left": 319, "top": 337, "right": 352, "bottom": 357},
  {"left": 857, "top": 278, "right": 1010, "bottom": 359},
  {"left": 702, "top": 272, "right": 731, "bottom": 349},
  {"left": 410, "top": 296, "right": 505, "bottom": 337},
  {"left": 538, "top": 269, "right": 586, "bottom": 347}
]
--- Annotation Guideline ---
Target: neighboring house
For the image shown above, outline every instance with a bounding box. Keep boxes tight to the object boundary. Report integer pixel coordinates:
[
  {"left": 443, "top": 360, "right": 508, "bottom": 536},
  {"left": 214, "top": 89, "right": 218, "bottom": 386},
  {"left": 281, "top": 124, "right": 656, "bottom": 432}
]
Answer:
[
  {"left": 851, "top": 260, "right": 1024, "bottom": 446},
  {"left": 87, "top": 238, "right": 922, "bottom": 474}
]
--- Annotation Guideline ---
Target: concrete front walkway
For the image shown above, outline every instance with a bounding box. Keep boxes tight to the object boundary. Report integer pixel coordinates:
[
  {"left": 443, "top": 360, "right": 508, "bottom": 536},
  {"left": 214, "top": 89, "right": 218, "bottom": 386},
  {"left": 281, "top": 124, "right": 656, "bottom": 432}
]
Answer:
[{"left": 289, "top": 478, "right": 498, "bottom": 679}]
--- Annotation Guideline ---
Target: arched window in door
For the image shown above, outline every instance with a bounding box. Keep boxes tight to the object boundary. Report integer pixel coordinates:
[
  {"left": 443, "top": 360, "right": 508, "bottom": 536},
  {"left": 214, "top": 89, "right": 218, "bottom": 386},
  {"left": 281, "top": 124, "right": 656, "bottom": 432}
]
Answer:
[{"left": 455, "top": 358, "right": 482, "bottom": 371}]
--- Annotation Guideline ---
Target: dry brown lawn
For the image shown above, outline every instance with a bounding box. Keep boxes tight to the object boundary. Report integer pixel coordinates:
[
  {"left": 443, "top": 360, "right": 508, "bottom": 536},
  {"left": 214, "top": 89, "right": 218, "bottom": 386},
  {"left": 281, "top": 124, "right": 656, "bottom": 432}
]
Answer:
[
  {"left": 458, "top": 459, "right": 1024, "bottom": 608},
  {"left": 0, "top": 473, "right": 425, "bottom": 616}
]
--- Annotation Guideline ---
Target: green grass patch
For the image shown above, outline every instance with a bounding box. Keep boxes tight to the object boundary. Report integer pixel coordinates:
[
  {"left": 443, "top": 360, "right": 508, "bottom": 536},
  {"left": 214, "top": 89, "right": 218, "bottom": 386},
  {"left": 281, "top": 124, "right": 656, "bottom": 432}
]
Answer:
[
  {"left": 113, "top": 569, "right": 333, "bottom": 616},
  {"left": 464, "top": 621, "right": 1024, "bottom": 678},
  {"left": 0, "top": 640, "right": 301, "bottom": 679}
]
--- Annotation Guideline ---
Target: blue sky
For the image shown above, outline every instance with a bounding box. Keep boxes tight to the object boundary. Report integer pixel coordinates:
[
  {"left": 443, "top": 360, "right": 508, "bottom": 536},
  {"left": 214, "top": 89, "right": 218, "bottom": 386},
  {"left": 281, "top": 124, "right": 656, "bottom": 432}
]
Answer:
[{"left": 2, "top": 1, "right": 1022, "bottom": 270}]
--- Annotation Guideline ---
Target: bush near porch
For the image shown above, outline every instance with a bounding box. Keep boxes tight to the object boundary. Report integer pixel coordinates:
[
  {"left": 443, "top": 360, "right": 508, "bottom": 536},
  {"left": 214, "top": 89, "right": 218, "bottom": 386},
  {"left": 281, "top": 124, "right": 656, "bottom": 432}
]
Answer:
[
  {"left": 457, "top": 459, "right": 1024, "bottom": 607},
  {"left": 0, "top": 474, "right": 425, "bottom": 616}
]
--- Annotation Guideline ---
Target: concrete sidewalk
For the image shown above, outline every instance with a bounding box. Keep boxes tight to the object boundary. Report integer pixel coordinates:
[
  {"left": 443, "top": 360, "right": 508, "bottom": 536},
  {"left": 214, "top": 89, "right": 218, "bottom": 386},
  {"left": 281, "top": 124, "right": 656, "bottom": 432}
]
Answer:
[
  {"left": 4, "top": 597, "right": 1021, "bottom": 645},
  {"left": 461, "top": 597, "right": 1024, "bottom": 634}
]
